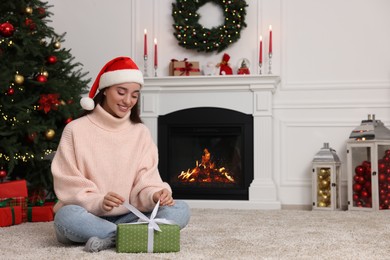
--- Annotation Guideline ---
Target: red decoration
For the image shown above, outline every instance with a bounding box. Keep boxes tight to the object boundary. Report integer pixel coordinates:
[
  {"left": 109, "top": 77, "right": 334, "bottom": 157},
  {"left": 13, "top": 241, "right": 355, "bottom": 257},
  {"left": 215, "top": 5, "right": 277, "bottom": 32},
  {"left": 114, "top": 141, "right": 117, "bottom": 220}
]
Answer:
[
  {"left": 269, "top": 25, "right": 272, "bottom": 54},
  {"left": 38, "top": 94, "right": 60, "bottom": 113},
  {"left": 37, "top": 7, "right": 46, "bottom": 18},
  {"left": 259, "top": 35, "right": 263, "bottom": 64},
  {"left": 355, "top": 165, "right": 364, "bottom": 175},
  {"left": 36, "top": 74, "right": 47, "bottom": 83},
  {"left": 7, "top": 87, "right": 15, "bottom": 95},
  {"left": 47, "top": 55, "right": 57, "bottom": 64},
  {"left": 24, "top": 18, "right": 36, "bottom": 31},
  {"left": 0, "top": 169, "right": 7, "bottom": 179},
  {"left": 216, "top": 53, "right": 233, "bottom": 75},
  {"left": 26, "top": 132, "right": 37, "bottom": 143},
  {"left": 64, "top": 117, "right": 73, "bottom": 124},
  {"left": 144, "top": 29, "right": 147, "bottom": 56},
  {"left": 154, "top": 38, "right": 158, "bottom": 67},
  {"left": 0, "top": 22, "right": 15, "bottom": 37}
]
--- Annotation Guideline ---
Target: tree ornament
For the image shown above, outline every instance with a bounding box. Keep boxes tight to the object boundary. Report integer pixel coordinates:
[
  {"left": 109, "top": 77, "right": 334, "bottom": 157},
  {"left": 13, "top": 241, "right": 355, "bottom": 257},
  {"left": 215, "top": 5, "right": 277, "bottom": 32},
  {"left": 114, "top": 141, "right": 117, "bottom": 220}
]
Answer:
[
  {"left": 53, "top": 41, "right": 61, "bottom": 49},
  {"left": 65, "top": 117, "right": 72, "bottom": 124},
  {"left": 37, "top": 7, "right": 46, "bottom": 18},
  {"left": 45, "top": 129, "right": 55, "bottom": 140},
  {"left": 24, "top": 18, "right": 36, "bottom": 31},
  {"left": 0, "top": 22, "right": 15, "bottom": 37},
  {"left": 0, "top": 168, "right": 7, "bottom": 180},
  {"left": 40, "top": 38, "right": 47, "bottom": 45},
  {"left": 7, "top": 87, "right": 15, "bottom": 95},
  {"left": 36, "top": 74, "right": 47, "bottom": 83},
  {"left": 47, "top": 55, "right": 57, "bottom": 64},
  {"left": 27, "top": 132, "right": 38, "bottom": 143},
  {"left": 14, "top": 74, "right": 25, "bottom": 85},
  {"left": 25, "top": 7, "right": 33, "bottom": 14},
  {"left": 172, "top": 0, "right": 248, "bottom": 53}
]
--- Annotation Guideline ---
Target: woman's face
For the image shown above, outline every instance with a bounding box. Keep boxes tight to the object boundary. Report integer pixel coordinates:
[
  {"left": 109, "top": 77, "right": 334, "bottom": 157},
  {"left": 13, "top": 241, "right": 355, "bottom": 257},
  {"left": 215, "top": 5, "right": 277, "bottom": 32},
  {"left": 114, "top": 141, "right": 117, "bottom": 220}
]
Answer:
[{"left": 102, "top": 82, "right": 141, "bottom": 118}]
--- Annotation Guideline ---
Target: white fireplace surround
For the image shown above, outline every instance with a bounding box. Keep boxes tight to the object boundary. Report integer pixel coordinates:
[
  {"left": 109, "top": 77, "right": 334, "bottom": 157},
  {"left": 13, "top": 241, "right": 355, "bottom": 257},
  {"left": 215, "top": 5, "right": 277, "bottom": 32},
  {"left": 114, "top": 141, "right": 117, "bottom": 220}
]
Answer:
[{"left": 140, "top": 75, "right": 281, "bottom": 209}]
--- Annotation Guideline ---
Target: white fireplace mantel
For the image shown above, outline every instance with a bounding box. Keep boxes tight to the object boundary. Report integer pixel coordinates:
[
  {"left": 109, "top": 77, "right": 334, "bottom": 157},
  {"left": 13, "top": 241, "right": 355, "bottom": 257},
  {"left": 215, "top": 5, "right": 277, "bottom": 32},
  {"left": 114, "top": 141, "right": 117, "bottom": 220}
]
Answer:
[{"left": 140, "top": 75, "right": 282, "bottom": 209}]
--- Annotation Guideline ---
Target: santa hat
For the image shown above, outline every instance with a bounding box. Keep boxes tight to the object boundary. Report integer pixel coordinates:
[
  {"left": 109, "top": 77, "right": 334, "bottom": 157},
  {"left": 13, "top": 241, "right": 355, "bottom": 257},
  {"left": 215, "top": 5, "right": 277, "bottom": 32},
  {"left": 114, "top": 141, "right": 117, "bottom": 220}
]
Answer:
[{"left": 80, "top": 56, "right": 144, "bottom": 110}]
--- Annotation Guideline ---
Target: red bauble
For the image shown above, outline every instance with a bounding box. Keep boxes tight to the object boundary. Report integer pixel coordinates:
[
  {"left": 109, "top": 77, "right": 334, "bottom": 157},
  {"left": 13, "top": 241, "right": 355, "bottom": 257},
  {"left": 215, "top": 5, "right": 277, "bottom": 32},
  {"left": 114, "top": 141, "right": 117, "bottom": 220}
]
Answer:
[
  {"left": 353, "top": 193, "right": 359, "bottom": 201},
  {"left": 353, "top": 183, "right": 362, "bottom": 192},
  {"left": 64, "top": 117, "right": 72, "bottom": 124},
  {"left": 0, "top": 169, "right": 7, "bottom": 179},
  {"left": 7, "top": 87, "right": 15, "bottom": 95},
  {"left": 36, "top": 74, "right": 47, "bottom": 83},
  {"left": 355, "top": 165, "right": 364, "bottom": 175},
  {"left": 0, "top": 22, "right": 15, "bottom": 37},
  {"left": 24, "top": 18, "right": 36, "bottom": 30},
  {"left": 379, "top": 173, "right": 386, "bottom": 183},
  {"left": 379, "top": 163, "right": 386, "bottom": 172},
  {"left": 47, "top": 55, "right": 57, "bottom": 64},
  {"left": 27, "top": 132, "right": 37, "bottom": 142},
  {"left": 386, "top": 150, "right": 390, "bottom": 156},
  {"left": 362, "top": 161, "right": 371, "bottom": 168},
  {"left": 361, "top": 190, "right": 369, "bottom": 198},
  {"left": 37, "top": 7, "right": 46, "bottom": 18}
]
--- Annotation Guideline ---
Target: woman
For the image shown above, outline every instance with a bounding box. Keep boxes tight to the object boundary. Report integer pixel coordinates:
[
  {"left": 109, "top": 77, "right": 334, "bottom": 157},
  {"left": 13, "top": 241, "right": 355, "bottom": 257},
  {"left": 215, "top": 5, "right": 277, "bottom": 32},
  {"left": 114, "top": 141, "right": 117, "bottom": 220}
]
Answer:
[{"left": 51, "top": 57, "right": 190, "bottom": 252}]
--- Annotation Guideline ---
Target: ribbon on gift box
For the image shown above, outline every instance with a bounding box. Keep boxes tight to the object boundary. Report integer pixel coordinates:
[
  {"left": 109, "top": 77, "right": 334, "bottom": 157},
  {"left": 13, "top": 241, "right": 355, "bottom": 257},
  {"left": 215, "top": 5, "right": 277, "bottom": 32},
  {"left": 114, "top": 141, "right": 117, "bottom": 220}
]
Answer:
[
  {"left": 171, "top": 58, "right": 200, "bottom": 76},
  {"left": 122, "top": 200, "right": 176, "bottom": 253}
]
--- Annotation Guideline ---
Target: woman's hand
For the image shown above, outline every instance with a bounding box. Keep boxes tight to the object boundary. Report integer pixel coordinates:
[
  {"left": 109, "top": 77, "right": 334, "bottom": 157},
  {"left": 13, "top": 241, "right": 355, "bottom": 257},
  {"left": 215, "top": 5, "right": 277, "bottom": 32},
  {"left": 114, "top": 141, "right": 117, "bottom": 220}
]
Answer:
[
  {"left": 153, "top": 188, "right": 175, "bottom": 206},
  {"left": 102, "top": 192, "right": 125, "bottom": 211}
]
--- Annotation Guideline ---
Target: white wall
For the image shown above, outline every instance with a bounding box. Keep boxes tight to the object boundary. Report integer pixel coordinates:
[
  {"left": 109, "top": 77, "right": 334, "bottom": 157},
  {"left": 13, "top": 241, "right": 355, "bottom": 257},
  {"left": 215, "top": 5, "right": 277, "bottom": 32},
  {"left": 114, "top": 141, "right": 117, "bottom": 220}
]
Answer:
[{"left": 48, "top": 0, "right": 390, "bottom": 207}]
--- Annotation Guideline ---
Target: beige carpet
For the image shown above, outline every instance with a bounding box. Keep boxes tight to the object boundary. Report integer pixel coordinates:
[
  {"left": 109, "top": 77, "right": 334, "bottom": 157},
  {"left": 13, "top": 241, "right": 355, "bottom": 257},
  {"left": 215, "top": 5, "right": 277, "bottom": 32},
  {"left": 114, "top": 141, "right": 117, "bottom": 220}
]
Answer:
[{"left": 1, "top": 208, "right": 389, "bottom": 259}]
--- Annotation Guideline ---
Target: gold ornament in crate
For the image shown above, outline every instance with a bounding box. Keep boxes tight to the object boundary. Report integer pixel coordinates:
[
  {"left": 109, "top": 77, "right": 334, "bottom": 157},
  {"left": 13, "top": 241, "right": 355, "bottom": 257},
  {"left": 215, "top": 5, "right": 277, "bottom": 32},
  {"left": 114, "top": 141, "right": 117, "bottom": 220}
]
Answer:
[{"left": 312, "top": 143, "right": 342, "bottom": 211}]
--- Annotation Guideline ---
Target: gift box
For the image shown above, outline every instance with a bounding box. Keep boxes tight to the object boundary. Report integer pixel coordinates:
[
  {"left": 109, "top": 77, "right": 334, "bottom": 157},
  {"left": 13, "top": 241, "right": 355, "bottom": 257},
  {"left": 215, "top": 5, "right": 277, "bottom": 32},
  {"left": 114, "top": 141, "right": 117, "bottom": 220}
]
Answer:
[
  {"left": 169, "top": 59, "right": 201, "bottom": 76},
  {"left": 0, "top": 180, "right": 28, "bottom": 197},
  {"left": 117, "top": 223, "right": 180, "bottom": 253},
  {"left": 0, "top": 206, "right": 22, "bottom": 227},
  {"left": 0, "top": 197, "right": 28, "bottom": 222},
  {"left": 27, "top": 204, "right": 54, "bottom": 222}
]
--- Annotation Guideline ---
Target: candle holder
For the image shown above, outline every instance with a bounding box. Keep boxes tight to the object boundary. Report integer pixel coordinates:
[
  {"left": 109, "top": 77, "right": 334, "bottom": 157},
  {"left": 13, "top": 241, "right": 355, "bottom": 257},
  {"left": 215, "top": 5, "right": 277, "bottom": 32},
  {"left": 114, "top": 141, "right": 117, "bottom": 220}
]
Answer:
[
  {"left": 154, "top": 65, "right": 158, "bottom": 77},
  {"left": 268, "top": 53, "right": 272, "bottom": 74},
  {"left": 143, "top": 55, "right": 148, "bottom": 77},
  {"left": 258, "top": 62, "right": 262, "bottom": 75}
]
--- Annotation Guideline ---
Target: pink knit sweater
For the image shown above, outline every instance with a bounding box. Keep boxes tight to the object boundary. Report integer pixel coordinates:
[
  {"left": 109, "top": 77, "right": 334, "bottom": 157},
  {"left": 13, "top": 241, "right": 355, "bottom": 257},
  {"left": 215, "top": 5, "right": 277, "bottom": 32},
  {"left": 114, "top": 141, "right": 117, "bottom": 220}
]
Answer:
[{"left": 51, "top": 104, "right": 171, "bottom": 216}]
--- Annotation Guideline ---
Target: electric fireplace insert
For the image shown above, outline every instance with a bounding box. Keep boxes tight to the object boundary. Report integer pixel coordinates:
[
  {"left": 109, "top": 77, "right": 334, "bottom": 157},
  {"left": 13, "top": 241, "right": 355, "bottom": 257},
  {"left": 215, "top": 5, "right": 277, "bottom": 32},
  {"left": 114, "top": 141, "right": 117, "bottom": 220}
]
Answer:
[{"left": 158, "top": 107, "right": 253, "bottom": 200}]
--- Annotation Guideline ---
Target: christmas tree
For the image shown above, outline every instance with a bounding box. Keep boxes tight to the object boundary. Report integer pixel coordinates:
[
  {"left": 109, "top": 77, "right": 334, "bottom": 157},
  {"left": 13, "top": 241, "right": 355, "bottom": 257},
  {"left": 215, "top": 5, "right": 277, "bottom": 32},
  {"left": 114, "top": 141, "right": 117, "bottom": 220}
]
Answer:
[{"left": 0, "top": 1, "right": 90, "bottom": 196}]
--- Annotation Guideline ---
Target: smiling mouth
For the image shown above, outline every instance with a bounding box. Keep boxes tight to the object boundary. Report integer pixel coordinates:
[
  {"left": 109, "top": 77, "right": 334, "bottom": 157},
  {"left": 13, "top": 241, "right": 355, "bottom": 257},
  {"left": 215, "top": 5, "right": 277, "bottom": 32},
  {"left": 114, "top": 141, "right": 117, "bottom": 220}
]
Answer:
[{"left": 118, "top": 105, "right": 130, "bottom": 112}]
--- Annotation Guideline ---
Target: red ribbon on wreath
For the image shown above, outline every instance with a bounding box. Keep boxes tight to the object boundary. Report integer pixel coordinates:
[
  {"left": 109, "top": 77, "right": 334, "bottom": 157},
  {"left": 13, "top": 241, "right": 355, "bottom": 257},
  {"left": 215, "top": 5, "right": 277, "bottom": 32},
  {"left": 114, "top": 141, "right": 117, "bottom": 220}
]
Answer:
[
  {"left": 172, "top": 58, "right": 200, "bottom": 76},
  {"left": 38, "top": 93, "right": 60, "bottom": 114}
]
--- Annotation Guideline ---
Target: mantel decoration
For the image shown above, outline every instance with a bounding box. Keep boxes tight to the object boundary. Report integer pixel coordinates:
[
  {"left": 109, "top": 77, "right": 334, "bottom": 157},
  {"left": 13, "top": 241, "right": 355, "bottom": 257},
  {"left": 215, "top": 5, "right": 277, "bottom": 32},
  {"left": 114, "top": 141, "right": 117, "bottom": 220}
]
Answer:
[{"left": 172, "top": 0, "right": 248, "bottom": 53}]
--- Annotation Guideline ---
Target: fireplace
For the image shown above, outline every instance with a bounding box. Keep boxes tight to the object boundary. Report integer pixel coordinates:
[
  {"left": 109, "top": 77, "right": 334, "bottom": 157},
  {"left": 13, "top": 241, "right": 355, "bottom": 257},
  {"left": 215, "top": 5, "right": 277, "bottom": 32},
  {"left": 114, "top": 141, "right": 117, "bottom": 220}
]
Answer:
[
  {"left": 158, "top": 107, "right": 253, "bottom": 200},
  {"left": 140, "top": 75, "right": 281, "bottom": 209}
]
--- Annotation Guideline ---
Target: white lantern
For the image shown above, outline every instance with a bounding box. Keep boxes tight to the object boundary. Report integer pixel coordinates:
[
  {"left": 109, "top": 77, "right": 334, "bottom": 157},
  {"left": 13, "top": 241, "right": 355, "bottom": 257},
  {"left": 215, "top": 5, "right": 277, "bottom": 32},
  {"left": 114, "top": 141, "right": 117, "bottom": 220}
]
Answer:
[
  {"left": 347, "top": 114, "right": 390, "bottom": 210},
  {"left": 312, "top": 143, "right": 342, "bottom": 210}
]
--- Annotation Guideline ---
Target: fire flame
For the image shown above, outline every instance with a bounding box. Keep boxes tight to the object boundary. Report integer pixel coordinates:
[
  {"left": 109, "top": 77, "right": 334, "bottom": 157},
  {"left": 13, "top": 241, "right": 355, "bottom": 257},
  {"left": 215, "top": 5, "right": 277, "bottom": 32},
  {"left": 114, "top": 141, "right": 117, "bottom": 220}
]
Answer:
[{"left": 177, "top": 148, "right": 235, "bottom": 183}]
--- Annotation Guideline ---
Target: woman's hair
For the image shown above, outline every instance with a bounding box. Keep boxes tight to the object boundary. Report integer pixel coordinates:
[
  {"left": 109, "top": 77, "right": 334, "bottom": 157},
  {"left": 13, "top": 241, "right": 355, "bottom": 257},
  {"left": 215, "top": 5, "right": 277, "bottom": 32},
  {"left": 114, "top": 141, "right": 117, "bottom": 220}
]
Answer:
[{"left": 79, "top": 90, "right": 143, "bottom": 123}]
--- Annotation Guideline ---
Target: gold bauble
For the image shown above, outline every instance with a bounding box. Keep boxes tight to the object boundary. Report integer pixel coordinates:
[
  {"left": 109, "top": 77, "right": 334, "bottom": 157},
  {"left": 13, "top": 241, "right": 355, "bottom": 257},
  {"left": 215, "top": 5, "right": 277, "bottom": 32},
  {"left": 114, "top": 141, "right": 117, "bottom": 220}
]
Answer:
[
  {"left": 53, "top": 41, "right": 61, "bottom": 49},
  {"left": 25, "top": 7, "right": 33, "bottom": 14},
  {"left": 14, "top": 74, "right": 24, "bottom": 85},
  {"left": 42, "top": 70, "right": 49, "bottom": 77},
  {"left": 60, "top": 100, "right": 66, "bottom": 106},
  {"left": 45, "top": 129, "right": 55, "bottom": 140}
]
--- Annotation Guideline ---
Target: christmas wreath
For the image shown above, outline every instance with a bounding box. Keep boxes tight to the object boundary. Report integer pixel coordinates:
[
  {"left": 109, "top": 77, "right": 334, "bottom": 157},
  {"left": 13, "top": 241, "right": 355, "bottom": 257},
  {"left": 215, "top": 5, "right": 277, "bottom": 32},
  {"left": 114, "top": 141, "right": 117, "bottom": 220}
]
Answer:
[{"left": 172, "top": 0, "right": 248, "bottom": 53}]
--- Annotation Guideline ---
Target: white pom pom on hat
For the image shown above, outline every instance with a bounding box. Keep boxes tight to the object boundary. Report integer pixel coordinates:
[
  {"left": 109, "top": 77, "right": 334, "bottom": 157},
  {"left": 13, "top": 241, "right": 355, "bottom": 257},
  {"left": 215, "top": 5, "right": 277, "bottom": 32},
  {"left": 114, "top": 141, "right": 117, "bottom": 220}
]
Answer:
[{"left": 80, "top": 56, "right": 144, "bottom": 110}]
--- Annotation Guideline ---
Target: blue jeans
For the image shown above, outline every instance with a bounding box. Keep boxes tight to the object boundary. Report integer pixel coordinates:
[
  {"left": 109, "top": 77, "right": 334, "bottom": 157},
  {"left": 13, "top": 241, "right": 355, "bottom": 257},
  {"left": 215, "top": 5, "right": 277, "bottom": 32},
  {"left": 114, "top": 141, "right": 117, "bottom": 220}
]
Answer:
[{"left": 54, "top": 200, "right": 190, "bottom": 243}]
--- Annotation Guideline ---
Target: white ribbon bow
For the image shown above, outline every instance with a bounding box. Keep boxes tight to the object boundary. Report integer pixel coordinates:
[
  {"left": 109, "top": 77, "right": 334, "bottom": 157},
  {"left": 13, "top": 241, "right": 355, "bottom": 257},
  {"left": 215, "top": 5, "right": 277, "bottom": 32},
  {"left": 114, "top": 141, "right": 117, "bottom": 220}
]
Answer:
[{"left": 122, "top": 200, "right": 175, "bottom": 253}]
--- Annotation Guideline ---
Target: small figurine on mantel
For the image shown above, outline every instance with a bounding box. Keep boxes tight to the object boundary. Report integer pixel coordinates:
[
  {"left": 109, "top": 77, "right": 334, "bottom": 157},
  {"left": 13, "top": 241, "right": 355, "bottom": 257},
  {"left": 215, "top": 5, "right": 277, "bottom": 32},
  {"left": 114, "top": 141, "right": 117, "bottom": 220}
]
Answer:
[
  {"left": 216, "top": 53, "right": 233, "bottom": 75},
  {"left": 237, "top": 58, "right": 250, "bottom": 75}
]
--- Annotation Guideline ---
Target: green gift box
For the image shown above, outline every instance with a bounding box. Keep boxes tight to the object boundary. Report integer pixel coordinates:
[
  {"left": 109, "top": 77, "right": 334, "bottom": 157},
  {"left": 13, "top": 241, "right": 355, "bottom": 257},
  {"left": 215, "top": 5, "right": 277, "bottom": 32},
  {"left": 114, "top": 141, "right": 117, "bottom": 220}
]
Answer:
[{"left": 116, "top": 223, "right": 180, "bottom": 253}]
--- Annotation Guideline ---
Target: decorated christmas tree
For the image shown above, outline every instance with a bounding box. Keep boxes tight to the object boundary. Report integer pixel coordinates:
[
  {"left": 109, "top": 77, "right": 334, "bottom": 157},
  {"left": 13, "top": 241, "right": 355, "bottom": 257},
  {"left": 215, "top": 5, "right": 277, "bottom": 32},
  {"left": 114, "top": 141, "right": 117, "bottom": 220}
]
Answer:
[{"left": 0, "top": 1, "right": 89, "bottom": 195}]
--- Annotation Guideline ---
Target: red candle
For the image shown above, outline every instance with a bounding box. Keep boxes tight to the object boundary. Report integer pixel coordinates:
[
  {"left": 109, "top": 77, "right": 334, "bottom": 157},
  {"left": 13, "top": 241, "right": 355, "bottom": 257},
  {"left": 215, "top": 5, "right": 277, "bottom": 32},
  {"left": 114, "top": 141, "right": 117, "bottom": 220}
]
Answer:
[
  {"left": 269, "top": 25, "right": 272, "bottom": 54},
  {"left": 144, "top": 29, "right": 147, "bottom": 56},
  {"left": 259, "top": 35, "right": 263, "bottom": 64},
  {"left": 154, "top": 38, "right": 158, "bottom": 67}
]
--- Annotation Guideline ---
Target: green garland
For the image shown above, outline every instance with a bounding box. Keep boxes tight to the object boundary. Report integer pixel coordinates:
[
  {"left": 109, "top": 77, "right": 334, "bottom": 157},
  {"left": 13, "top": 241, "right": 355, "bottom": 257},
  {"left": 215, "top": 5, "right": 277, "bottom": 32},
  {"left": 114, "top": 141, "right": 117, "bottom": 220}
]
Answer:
[{"left": 172, "top": 0, "right": 248, "bottom": 53}]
